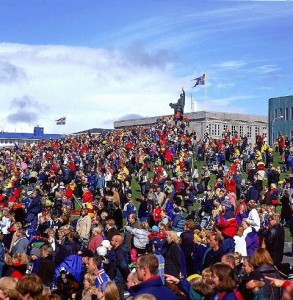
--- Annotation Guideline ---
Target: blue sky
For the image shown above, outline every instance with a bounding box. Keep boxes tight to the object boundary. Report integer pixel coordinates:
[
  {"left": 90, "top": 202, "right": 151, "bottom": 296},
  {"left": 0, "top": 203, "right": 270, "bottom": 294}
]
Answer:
[{"left": 0, "top": 0, "right": 292, "bottom": 133}]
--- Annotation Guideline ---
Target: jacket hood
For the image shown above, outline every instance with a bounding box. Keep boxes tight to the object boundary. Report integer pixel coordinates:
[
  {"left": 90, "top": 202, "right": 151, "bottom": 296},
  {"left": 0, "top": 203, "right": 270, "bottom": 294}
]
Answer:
[{"left": 128, "top": 276, "right": 162, "bottom": 295}]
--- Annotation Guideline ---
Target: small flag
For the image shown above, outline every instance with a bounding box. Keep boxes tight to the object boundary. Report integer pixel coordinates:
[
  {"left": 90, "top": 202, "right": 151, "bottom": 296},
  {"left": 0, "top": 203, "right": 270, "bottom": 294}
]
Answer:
[
  {"left": 95, "top": 267, "right": 110, "bottom": 290},
  {"left": 192, "top": 74, "right": 205, "bottom": 87},
  {"left": 56, "top": 117, "right": 66, "bottom": 125}
]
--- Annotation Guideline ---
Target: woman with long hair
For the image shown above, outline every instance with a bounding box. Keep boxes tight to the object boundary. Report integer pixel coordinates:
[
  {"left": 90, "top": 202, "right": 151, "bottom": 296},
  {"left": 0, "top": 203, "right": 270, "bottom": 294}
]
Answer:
[
  {"left": 251, "top": 248, "right": 283, "bottom": 300},
  {"left": 210, "top": 263, "right": 241, "bottom": 299},
  {"left": 164, "top": 231, "right": 181, "bottom": 278},
  {"left": 96, "top": 281, "right": 120, "bottom": 300}
]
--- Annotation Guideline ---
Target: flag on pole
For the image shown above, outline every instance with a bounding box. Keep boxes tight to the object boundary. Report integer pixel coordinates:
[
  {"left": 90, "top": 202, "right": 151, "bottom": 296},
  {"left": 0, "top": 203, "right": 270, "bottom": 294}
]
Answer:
[
  {"left": 192, "top": 73, "right": 205, "bottom": 87},
  {"left": 56, "top": 117, "right": 66, "bottom": 125}
]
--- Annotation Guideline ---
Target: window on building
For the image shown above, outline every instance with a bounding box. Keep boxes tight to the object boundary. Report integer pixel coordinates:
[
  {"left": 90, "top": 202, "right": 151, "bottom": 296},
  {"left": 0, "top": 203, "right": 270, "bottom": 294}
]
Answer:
[
  {"left": 279, "top": 108, "right": 283, "bottom": 120},
  {"left": 231, "top": 125, "right": 237, "bottom": 136},
  {"left": 211, "top": 124, "right": 215, "bottom": 136},
  {"left": 215, "top": 124, "right": 220, "bottom": 136},
  {"left": 286, "top": 108, "right": 289, "bottom": 121},
  {"left": 239, "top": 126, "right": 244, "bottom": 136},
  {"left": 255, "top": 127, "right": 260, "bottom": 136},
  {"left": 207, "top": 124, "right": 211, "bottom": 135},
  {"left": 247, "top": 126, "right": 252, "bottom": 138},
  {"left": 263, "top": 126, "right": 267, "bottom": 133}
]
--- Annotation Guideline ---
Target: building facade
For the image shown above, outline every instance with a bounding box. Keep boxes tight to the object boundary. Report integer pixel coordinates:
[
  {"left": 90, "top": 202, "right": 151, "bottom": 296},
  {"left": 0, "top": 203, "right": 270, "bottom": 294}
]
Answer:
[
  {"left": 268, "top": 95, "right": 293, "bottom": 145},
  {"left": 0, "top": 126, "right": 62, "bottom": 148},
  {"left": 114, "top": 111, "right": 268, "bottom": 144}
]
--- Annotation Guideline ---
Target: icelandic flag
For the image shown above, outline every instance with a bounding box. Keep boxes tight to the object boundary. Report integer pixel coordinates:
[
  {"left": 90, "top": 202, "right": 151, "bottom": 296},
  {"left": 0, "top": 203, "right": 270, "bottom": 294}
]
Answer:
[
  {"left": 56, "top": 117, "right": 66, "bottom": 125},
  {"left": 192, "top": 74, "right": 205, "bottom": 87},
  {"left": 95, "top": 267, "right": 111, "bottom": 291}
]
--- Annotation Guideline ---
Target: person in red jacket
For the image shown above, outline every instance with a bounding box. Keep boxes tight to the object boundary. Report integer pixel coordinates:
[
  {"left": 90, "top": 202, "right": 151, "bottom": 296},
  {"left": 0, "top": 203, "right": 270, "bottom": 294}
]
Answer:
[
  {"left": 152, "top": 203, "right": 162, "bottom": 225},
  {"left": 216, "top": 199, "right": 238, "bottom": 238},
  {"left": 224, "top": 175, "right": 236, "bottom": 194},
  {"left": 82, "top": 187, "right": 93, "bottom": 204}
]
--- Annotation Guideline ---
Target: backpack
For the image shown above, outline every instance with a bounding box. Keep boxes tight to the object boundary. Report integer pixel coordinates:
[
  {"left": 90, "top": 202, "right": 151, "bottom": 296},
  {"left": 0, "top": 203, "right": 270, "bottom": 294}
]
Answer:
[{"left": 218, "top": 290, "right": 244, "bottom": 300}]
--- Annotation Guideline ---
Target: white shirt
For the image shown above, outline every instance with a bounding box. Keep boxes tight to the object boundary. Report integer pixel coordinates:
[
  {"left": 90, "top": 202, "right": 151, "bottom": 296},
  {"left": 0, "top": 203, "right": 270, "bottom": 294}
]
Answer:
[
  {"left": 247, "top": 208, "right": 260, "bottom": 232},
  {"left": 234, "top": 235, "right": 247, "bottom": 257}
]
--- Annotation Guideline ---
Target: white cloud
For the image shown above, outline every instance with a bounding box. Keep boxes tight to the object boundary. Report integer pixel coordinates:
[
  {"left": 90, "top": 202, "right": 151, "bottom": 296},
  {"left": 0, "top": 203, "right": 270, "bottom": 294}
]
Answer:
[
  {"left": 0, "top": 43, "right": 188, "bottom": 134},
  {"left": 254, "top": 64, "right": 281, "bottom": 74},
  {"left": 213, "top": 60, "right": 247, "bottom": 69},
  {"left": 215, "top": 83, "right": 235, "bottom": 89}
]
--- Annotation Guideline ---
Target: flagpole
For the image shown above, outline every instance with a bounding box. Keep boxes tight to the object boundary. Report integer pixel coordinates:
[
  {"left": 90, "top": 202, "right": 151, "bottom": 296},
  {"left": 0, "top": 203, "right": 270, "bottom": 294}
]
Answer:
[
  {"left": 205, "top": 71, "right": 207, "bottom": 110},
  {"left": 191, "top": 94, "right": 192, "bottom": 112}
]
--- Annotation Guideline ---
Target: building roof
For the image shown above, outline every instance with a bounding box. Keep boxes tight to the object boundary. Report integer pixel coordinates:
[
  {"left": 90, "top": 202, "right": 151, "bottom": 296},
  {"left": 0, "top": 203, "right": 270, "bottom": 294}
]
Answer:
[
  {"left": 0, "top": 127, "right": 62, "bottom": 140},
  {"left": 73, "top": 128, "right": 114, "bottom": 135},
  {"left": 114, "top": 110, "right": 268, "bottom": 128}
]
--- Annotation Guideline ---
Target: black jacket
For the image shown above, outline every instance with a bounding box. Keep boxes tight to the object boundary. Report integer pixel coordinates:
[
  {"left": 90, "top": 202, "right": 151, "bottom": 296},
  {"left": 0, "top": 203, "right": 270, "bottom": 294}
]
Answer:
[
  {"left": 265, "top": 224, "right": 285, "bottom": 265},
  {"left": 256, "top": 264, "right": 283, "bottom": 300},
  {"left": 164, "top": 242, "right": 181, "bottom": 278}
]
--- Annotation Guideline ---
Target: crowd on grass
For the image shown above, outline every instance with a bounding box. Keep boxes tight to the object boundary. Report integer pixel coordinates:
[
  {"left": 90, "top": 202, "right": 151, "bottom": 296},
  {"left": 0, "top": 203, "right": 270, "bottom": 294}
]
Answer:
[{"left": 0, "top": 115, "right": 293, "bottom": 300}]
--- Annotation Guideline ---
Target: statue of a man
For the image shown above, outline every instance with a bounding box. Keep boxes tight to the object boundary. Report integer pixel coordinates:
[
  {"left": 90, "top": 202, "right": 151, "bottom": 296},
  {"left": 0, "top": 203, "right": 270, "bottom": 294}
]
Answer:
[{"left": 169, "top": 87, "right": 185, "bottom": 113}]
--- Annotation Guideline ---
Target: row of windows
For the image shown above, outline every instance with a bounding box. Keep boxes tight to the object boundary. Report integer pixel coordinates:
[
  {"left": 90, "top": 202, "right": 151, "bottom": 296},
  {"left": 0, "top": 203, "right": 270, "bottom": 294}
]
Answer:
[
  {"left": 273, "top": 107, "right": 293, "bottom": 121},
  {"left": 207, "top": 124, "right": 266, "bottom": 138}
]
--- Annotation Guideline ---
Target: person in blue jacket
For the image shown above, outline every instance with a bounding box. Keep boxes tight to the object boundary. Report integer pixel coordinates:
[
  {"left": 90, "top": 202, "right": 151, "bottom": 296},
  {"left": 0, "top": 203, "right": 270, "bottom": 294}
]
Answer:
[{"left": 128, "top": 254, "right": 176, "bottom": 300}]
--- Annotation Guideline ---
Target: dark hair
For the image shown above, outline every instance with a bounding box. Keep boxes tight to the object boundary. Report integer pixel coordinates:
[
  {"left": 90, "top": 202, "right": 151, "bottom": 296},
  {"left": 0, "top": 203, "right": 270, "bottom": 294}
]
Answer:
[
  {"left": 211, "top": 263, "right": 237, "bottom": 292},
  {"left": 192, "top": 281, "right": 214, "bottom": 296},
  {"left": 90, "top": 256, "right": 103, "bottom": 268}
]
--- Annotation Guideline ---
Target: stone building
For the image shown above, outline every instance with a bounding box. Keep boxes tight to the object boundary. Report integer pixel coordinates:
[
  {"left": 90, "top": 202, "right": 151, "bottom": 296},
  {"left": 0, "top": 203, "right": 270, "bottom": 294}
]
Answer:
[{"left": 114, "top": 111, "right": 268, "bottom": 144}]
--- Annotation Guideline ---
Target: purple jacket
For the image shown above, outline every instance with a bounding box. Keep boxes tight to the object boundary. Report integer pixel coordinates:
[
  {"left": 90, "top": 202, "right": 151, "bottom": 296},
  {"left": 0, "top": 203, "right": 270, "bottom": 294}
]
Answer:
[{"left": 245, "top": 231, "right": 259, "bottom": 257}]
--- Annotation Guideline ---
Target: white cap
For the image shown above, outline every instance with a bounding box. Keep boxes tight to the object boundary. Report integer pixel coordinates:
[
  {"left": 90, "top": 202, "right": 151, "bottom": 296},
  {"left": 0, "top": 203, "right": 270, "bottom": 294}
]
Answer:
[
  {"left": 96, "top": 246, "right": 107, "bottom": 257},
  {"left": 101, "top": 240, "right": 111, "bottom": 249}
]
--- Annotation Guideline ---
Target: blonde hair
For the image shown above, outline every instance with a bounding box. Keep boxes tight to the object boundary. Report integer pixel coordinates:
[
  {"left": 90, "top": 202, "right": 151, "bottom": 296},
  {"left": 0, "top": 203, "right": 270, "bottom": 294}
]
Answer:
[
  {"left": 134, "top": 294, "right": 156, "bottom": 300},
  {"left": 104, "top": 281, "right": 120, "bottom": 300},
  {"left": 13, "top": 252, "right": 29, "bottom": 264},
  {"left": 82, "top": 286, "right": 99, "bottom": 300},
  {"left": 0, "top": 277, "right": 18, "bottom": 300},
  {"left": 140, "top": 222, "right": 149, "bottom": 230},
  {"left": 202, "top": 267, "right": 212, "bottom": 278},
  {"left": 84, "top": 272, "right": 96, "bottom": 286},
  {"left": 269, "top": 212, "right": 281, "bottom": 223},
  {"left": 166, "top": 231, "right": 180, "bottom": 244}
]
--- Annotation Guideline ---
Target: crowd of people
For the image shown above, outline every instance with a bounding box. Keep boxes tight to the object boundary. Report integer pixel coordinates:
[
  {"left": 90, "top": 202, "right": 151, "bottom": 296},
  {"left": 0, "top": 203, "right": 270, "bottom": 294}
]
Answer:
[{"left": 0, "top": 115, "right": 292, "bottom": 300}]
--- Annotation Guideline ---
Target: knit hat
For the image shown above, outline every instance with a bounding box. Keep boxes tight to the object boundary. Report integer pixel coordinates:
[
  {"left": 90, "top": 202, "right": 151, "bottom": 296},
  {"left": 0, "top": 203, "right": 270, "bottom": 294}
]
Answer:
[
  {"left": 151, "top": 225, "right": 159, "bottom": 232},
  {"left": 30, "top": 248, "right": 40, "bottom": 257},
  {"left": 221, "top": 199, "right": 232, "bottom": 209}
]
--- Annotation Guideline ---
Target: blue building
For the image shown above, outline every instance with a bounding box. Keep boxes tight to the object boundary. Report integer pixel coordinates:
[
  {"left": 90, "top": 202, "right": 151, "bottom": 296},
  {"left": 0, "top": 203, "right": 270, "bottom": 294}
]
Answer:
[
  {"left": 0, "top": 126, "right": 62, "bottom": 147},
  {"left": 268, "top": 95, "right": 293, "bottom": 145}
]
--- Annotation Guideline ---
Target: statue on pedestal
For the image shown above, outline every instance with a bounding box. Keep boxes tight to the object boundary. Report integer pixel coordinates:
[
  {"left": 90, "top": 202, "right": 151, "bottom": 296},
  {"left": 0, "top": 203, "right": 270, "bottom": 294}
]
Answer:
[{"left": 169, "top": 88, "right": 185, "bottom": 122}]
